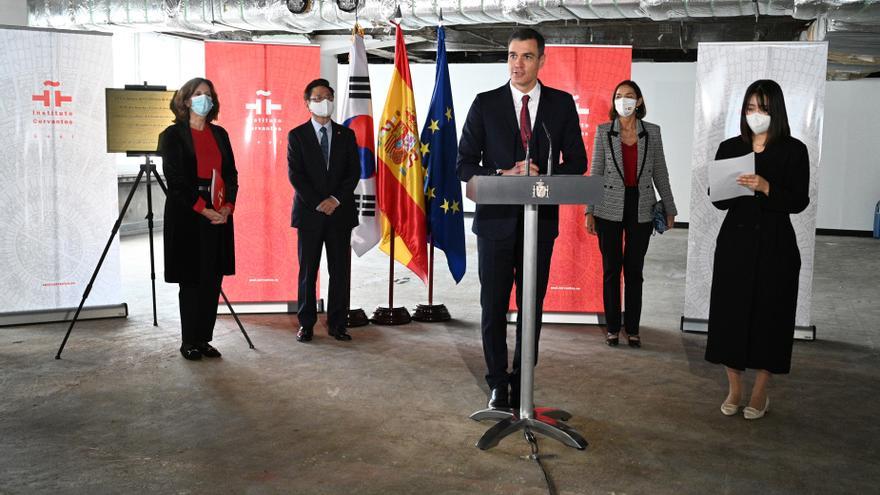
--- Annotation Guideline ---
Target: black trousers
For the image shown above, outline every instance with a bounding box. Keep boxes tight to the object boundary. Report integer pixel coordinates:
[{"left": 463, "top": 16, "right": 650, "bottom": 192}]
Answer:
[
  {"left": 595, "top": 187, "right": 654, "bottom": 335},
  {"left": 179, "top": 273, "right": 223, "bottom": 345},
  {"left": 296, "top": 224, "right": 351, "bottom": 332},
  {"left": 477, "top": 217, "right": 554, "bottom": 390}
]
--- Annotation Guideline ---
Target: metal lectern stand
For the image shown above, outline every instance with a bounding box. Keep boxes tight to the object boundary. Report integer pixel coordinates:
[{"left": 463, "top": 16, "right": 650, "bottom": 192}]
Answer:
[{"left": 466, "top": 174, "right": 604, "bottom": 450}]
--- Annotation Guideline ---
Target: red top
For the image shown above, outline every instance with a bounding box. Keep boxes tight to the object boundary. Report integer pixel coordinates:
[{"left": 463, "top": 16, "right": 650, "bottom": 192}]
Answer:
[
  {"left": 622, "top": 142, "right": 638, "bottom": 187},
  {"left": 190, "top": 127, "right": 233, "bottom": 213}
]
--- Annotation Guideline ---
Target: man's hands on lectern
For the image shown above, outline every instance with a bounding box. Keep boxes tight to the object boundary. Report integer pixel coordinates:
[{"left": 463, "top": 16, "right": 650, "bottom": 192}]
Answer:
[{"left": 500, "top": 159, "right": 540, "bottom": 176}]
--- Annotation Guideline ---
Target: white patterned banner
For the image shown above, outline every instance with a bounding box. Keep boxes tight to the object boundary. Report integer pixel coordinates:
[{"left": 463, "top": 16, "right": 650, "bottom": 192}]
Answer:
[
  {"left": 684, "top": 42, "right": 827, "bottom": 330},
  {"left": 0, "top": 27, "right": 123, "bottom": 319}
]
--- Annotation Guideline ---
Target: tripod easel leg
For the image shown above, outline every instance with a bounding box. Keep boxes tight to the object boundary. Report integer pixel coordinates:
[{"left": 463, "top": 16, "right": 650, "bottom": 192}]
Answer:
[
  {"left": 55, "top": 166, "right": 147, "bottom": 359},
  {"left": 55, "top": 158, "right": 255, "bottom": 357},
  {"left": 145, "top": 160, "right": 158, "bottom": 326},
  {"left": 221, "top": 289, "right": 254, "bottom": 349}
]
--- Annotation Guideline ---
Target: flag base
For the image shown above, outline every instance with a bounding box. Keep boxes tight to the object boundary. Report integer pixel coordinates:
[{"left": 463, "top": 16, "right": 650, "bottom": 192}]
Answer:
[
  {"left": 346, "top": 307, "right": 370, "bottom": 327},
  {"left": 370, "top": 305, "right": 411, "bottom": 325},
  {"left": 412, "top": 303, "right": 451, "bottom": 322}
]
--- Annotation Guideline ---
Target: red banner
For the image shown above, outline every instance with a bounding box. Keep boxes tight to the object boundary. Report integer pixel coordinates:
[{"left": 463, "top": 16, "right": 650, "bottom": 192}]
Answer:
[
  {"left": 513, "top": 46, "right": 632, "bottom": 314},
  {"left": 205, "top": 42, "right": 320, "bottom": 304}
]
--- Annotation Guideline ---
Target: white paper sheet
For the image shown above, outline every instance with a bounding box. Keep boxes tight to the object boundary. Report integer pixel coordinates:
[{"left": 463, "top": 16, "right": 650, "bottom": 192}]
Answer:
[{"left": 708, "top": 152, "right": 756, "bottom": 202}]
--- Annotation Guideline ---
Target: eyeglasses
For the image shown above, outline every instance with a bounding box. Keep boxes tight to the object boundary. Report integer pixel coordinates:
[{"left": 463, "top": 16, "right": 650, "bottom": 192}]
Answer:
[{"left": 309, "top": 96, "right": 334, "bottom": 103}]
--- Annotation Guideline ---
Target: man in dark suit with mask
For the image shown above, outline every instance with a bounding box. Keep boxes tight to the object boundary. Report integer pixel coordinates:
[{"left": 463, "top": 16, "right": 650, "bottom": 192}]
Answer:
[
  {"left": 457, "top": 29, "right": 588, "bottom": 409},
  {"left": 288, "top": 78, "right": 361, "bottom": 342}
]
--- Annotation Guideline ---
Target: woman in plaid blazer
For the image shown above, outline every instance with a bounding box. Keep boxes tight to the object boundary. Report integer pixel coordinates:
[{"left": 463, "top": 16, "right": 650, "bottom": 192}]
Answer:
[{"left": 585, "top": 80, "right": 677, "bottom": 348}]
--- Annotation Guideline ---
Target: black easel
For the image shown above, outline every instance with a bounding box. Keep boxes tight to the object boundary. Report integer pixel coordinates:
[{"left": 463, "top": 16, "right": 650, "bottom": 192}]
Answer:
[{"left": 55, "top": 84, "right": 253, "bottom": 359}]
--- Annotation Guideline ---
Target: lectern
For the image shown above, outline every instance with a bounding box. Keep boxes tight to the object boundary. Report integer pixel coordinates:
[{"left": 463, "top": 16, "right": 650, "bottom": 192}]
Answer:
[{"left": 466, "top": 174, "right": 604, "bottom": 450}]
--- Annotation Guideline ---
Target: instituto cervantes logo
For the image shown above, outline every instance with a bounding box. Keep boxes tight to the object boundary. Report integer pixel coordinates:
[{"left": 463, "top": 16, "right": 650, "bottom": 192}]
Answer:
[
  {"left": 32, "top": 80, "right": 74, "bottom": 125},
  {"left": 378, "top": 110, "right": 419, "bottom": 168},
  {"left": 245, "top": 89, "right": 283, "bottom": 133}
]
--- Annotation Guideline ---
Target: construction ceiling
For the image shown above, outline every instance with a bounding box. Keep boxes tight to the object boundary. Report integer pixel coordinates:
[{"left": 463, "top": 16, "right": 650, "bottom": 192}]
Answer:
[{"left": 27, "top": 0, "right": 880, "bottom": 78}]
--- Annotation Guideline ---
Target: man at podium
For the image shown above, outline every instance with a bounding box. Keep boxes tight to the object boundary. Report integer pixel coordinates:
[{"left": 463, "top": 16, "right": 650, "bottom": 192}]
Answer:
[{"left": 457, "top": 28, "right": 588, "bottom": 410}]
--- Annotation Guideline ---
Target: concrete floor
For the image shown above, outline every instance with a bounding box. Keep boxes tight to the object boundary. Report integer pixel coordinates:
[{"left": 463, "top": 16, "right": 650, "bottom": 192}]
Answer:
[{"left": 1, "top": 224, "right": 878, "bottom": 494}]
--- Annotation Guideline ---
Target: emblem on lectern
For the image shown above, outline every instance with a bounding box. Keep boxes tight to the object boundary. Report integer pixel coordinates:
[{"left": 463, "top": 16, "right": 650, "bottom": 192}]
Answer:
[{"left": 532, "top": 179, "right": 549, "bottom": 199}]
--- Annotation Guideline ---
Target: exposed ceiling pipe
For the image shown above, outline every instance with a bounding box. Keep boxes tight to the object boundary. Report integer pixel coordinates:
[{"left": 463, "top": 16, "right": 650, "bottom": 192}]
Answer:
[{"left": 34, "top": 0, "right": 879, "bottom": 32}]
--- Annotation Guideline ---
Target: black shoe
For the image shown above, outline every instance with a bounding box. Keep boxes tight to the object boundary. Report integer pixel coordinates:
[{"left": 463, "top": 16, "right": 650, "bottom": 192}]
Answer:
[
  {"left": 628, "top": 335, "right": 641, "bottom": 348},
  {"left": 488, "top": 386, "right": 510, "bottom": 409},
  {"left": 296, "top": 327, "right": 313, "bottom": 342},
  {"left": 180, "top": 344, "right": 202, "bottom": 360},
  {"left": 605, "top": 332, "right": 620, "bottom": 347},
  {"left": 196, "top": 342, "right": 222, "bottom": 358},
  {"left": 328, "top": 328, "right": 352, "bottom": 341}
]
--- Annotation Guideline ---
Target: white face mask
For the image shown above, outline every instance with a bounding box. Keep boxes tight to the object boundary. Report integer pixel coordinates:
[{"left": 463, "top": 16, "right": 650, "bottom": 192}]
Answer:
[
  {"left": 615, "top": 97, "right": 638, "bottom": 118},
  {"left": 309, "top": 99, "right": 334, "bottom": 118},
  {"left": 746, "top": 112, "right": 771, "bottom": 135}
]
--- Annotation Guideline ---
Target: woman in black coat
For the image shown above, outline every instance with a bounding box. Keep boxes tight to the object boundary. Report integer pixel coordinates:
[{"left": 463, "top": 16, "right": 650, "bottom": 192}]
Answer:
[
  {"left": 705, "top": 80, "right": 809, "bottom": 420},
  {"left": 159, "top": 77, "right": 238, "bottom": 360}
]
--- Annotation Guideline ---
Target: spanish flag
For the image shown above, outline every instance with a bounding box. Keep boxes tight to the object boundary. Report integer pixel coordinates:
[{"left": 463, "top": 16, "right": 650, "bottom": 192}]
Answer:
[{"left": 376, "top": 24, "right": 428, "bottom": 283}]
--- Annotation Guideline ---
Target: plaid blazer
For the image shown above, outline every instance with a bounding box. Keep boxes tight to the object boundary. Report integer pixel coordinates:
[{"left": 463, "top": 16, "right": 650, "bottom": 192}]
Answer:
[{"left": 585, "top": 119, "right": 677, "bottom": 223}]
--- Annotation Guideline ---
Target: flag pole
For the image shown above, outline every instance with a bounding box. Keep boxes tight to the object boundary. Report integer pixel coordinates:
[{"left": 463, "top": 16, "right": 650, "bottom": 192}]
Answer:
[
  {"left": 428, "top": 241, "right": 434, "bottom": 305},
  {"left": 343, "top": 21, "right": 373, "bottom": 328},
  {"left": 371, "top": 225, "right": 412, "bottom": 325},
  {"left": 388, "top": 226, "right": 395, "bottom": 308}
]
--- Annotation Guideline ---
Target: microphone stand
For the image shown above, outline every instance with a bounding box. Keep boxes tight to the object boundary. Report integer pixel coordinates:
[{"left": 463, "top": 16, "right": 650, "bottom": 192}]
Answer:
[{"left": 542, "top": 122, "right": 553, "bottom": 176}]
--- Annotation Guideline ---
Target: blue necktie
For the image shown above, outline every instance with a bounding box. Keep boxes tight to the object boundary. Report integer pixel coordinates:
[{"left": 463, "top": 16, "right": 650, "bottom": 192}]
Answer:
[{"left": 320, "top": 126, "right": 329, "bottom": 169}]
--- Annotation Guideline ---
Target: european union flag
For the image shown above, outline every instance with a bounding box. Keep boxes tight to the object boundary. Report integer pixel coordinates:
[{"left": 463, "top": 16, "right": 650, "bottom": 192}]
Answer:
[{"left": 420, "top": 26, "right": 465, "bottom": 283}]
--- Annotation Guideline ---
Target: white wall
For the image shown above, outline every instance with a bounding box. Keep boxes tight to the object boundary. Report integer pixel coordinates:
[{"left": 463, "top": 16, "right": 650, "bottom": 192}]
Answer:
[
  {"left": 631, "top": 62, "right": 696, "bottom": 223},
  {"left": 0, "top": 0, "right": 27, "bottom": 26},
  {"left": 340, "top": 59, "right": 878, "bottom": 231},
  {"left": 817, "top": 79, "right": 880, "bottom": 231},
  {"left": 111, "top": 32, "right": 205, "bottom": 174},
  {"left": 337, "top": 62, "right": 510, "bottom": 213},
  {"left": 100, "top": 35, "right": 877, "bottom": 230}
]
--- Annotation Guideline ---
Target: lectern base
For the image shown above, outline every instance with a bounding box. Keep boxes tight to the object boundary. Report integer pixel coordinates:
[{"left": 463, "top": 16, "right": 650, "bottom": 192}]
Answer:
[
  {"left": 370, "top": 306, "right": 411, "bottom": 325},
  {"left": 346, "top": 308, "right": 370, "bottom": 327},
  {"left": 470, "top": 407, "right": 586, "bottom": 451},
  {"left": 411, "top": 303, "right": 451, "bottom": 322}
]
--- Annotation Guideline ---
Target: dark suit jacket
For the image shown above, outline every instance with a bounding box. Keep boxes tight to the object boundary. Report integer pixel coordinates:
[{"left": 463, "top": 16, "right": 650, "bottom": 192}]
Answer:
[
  {"left": 159, "top": 122, "right": 238, "bottom": 283},
  {"left": 456, "top": 81, "right": 588, "bottom": 241},
  {"left": 287, "top": 120, "right": 361, "bottom": 230}
]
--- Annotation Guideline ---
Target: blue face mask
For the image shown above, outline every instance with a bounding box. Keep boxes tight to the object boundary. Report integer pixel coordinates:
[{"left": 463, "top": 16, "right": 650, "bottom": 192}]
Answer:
[{"left": 190, "top": 94, "right": 213, "bottom": 117}]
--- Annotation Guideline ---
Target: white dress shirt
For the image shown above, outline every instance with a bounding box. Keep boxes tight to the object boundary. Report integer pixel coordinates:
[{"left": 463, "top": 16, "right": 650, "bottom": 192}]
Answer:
[
  {"left": 510, "top": 81, "right": 541, "bottom": 132},
  {"left": 309, "top": 118, "right": 339, "bottom": 207},
  {"left": 310, "top": 118, "right": 332, "bottom": 153}
]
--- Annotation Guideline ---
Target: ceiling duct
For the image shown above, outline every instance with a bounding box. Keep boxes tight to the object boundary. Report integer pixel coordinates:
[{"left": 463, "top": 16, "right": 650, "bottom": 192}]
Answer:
[
  {"left": 26, "top": 0, "right": 880, "bottom": 77},
  {"left": 27, "top": 0, "right": 880, "bottom": 31}
]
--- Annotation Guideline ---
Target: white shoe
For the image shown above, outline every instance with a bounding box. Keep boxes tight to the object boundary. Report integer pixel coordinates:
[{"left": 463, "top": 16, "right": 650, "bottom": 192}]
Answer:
[
  {"left": 720, "top": 402, "right": 740, "bottom": 416},
  {"left": 743, "top": 397, "right": 770, "bottom": 420}
]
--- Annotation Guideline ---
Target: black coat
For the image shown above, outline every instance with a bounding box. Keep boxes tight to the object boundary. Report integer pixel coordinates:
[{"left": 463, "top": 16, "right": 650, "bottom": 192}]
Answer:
[
  {"left": 159, "top": 122, "right": 238, "bottom": 283},
  {"left": 456, "top": 82, "right": 588, "bottom": 241},
  {"left": 705, "top": 135, "right": 810, "bottom": 374},
  {"left": 287, "top": 121, "right": 361, "bottom": 230}
]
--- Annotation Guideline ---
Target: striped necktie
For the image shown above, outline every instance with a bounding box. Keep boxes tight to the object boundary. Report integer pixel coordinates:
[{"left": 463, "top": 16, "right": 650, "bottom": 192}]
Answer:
[
  {"left": 520, "top": 94, "right": 532, "bottom": 151},
  {"left": 320, "top": 126, "right": 329, "bottom": 168}
]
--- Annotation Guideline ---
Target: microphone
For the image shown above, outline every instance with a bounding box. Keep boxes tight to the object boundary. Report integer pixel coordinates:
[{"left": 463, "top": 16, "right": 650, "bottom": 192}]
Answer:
[
  {"left": 541, "top": 122, "right": 553, "bottom": 176},
  {"left": 524, "top": 142, "right": 530, "bottom": 177}
]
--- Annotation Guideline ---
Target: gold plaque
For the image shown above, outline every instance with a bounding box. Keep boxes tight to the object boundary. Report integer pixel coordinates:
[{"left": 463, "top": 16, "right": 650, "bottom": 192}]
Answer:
[{"left": 105, "top": 88, "right": 176, "bottom": 153}]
